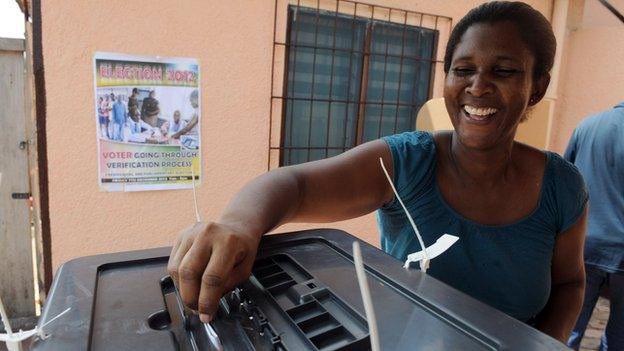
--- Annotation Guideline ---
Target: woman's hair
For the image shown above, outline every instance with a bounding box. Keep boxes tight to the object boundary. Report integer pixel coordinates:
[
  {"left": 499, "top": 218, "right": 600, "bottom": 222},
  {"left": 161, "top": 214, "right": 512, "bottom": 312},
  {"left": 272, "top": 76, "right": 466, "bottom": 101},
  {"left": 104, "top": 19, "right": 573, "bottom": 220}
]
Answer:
[{"left": 443, "top": 1, "right": 556, "bottom": 79}]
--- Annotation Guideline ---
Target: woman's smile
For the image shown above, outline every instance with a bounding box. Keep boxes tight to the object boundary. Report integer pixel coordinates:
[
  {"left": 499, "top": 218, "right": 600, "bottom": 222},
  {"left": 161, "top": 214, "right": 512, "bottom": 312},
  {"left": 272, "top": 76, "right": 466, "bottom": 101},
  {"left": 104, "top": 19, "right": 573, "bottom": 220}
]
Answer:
[{"left": 462, "top": 104, "right": 499, "bottom": 124}]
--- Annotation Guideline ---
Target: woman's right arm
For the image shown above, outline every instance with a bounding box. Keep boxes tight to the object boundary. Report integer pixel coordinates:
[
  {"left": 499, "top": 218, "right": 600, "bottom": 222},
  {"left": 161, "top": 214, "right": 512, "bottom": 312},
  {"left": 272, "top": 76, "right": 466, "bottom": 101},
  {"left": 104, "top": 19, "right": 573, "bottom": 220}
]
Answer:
[{"left": 167, "top": 139, "right": 395, "bottom": 322}]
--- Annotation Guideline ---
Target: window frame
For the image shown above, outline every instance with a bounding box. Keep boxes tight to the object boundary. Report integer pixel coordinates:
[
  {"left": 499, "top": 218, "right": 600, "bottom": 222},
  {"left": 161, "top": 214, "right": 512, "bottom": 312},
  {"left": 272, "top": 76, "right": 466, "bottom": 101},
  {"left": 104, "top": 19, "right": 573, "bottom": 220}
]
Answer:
[{"left": 269, "top": 0, "right": 451, "bottom": 169}]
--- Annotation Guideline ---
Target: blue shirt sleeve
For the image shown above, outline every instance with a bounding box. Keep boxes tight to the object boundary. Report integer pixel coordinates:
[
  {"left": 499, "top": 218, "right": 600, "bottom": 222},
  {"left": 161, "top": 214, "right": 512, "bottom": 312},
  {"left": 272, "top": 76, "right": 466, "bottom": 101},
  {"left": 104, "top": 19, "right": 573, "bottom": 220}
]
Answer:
[{"left": 381, "top": 131, "right": 436, "bottom": 209}]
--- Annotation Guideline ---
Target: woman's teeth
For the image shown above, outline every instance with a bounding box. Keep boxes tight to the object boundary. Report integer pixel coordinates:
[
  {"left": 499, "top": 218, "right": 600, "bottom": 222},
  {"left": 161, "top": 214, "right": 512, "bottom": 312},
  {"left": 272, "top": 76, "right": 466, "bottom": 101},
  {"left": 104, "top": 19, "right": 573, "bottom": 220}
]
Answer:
[{"left": 463, "top": 105, "right": 498, "bottom": 119}]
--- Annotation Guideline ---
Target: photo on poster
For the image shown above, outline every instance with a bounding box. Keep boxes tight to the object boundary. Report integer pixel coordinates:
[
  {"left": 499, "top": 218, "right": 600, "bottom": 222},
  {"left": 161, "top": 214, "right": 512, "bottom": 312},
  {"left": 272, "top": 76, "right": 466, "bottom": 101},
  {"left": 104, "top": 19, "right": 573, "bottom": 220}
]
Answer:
[{"left": 93, "top": 52, "right": 201, "bottom": 191}]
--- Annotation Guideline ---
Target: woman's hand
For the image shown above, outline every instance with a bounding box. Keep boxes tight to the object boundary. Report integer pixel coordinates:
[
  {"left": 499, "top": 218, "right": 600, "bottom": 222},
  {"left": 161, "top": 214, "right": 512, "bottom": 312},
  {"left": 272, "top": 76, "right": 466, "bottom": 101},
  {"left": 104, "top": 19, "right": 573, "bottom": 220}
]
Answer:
[
  {"left": 167, "top": 221, "right": 261, "bottom": 323},
  {"left": 167, "top": 139, "right": 393, "bottom": 322}
]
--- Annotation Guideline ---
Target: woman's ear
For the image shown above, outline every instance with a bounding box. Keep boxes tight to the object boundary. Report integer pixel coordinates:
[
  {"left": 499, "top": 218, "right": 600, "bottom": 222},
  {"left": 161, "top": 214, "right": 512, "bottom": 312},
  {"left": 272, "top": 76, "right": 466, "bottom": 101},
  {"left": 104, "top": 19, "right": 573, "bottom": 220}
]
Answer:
[{"left": 529, "top": 73, "right": 551, "bottom": 106}]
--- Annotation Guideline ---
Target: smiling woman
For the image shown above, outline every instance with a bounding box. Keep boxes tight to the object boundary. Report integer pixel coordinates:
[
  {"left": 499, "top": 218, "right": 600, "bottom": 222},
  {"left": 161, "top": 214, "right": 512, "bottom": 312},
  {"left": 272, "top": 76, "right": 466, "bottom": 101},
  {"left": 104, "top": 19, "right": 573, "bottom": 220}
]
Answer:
[
  {"left": 443, "top": 2, "right": 555, "bottom": 152},
  {"left": 167, "top": 1, "right": 588, "bottom": 345}
]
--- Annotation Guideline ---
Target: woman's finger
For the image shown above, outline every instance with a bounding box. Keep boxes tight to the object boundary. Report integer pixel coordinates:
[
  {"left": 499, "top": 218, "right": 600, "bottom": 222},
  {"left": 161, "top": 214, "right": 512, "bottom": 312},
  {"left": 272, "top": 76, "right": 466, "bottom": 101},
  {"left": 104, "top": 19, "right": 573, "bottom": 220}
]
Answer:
[
  {"left": 177, "top": 224, "right": 213, "bottom": 310},
  {"left": 196, "top": 236, "right": 240, "bottom": 322}
]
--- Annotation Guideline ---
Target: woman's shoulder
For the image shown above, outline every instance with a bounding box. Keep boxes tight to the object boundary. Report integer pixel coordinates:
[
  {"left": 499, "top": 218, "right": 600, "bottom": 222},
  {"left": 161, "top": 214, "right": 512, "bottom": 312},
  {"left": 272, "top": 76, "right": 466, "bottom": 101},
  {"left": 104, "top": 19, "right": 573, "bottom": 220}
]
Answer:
[
  {"left": 539, "top": 149, "right": 588, "bottom": 233},
  {"left": 544, "top": 150, "right": 584, "bottom": 183},
  {"left": 382, "top": 130, "right": 434, "bottom": 150},
  {"left": 381, "top": 130, "right": 437, "bottom": 170},
  {"left": 380, "top": 131, "right": 437, "bottom": 195},
  {"left": 511, "top": 142, "right": 585, "bottom": 195}
]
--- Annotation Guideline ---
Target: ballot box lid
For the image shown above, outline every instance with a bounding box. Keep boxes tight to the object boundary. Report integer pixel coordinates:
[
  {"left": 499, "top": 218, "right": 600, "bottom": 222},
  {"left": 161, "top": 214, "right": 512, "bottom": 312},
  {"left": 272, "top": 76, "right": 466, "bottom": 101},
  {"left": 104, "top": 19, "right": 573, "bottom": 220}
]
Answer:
[{"left": 32, "top": 229, "right": 567, "bottom": 351}]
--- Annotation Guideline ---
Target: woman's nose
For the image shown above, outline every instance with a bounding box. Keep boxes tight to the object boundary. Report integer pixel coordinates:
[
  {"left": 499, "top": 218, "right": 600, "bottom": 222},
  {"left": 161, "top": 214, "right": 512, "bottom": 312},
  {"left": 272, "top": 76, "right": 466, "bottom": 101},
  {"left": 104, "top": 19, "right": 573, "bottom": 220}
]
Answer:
[{"left": 465, "top": 73, "right": 494, "bottom": 97}]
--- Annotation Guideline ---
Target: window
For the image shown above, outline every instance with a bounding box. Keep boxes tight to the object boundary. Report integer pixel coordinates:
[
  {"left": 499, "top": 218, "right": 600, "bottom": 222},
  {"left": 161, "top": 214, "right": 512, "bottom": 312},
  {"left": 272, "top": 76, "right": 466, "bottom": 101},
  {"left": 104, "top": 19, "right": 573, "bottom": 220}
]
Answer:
[{"left": 272, "top": 3, "right": 444, "bottom": 166}]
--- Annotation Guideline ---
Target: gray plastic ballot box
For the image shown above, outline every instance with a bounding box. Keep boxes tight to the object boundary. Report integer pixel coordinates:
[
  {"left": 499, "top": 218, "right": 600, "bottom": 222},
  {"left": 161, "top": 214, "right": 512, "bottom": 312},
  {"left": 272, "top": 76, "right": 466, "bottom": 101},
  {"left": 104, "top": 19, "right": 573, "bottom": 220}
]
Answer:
[{"left": 31, "top": 229, "right": 568, "bottom": 350}]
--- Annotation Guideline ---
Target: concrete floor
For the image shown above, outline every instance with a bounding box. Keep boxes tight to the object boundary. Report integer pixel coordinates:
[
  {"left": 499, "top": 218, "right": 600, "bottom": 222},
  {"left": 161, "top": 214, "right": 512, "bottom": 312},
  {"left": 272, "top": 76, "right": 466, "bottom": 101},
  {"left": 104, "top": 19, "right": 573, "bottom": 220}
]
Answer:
[{"left": 580, "top": 297, "right": 610, "bottom": 351}]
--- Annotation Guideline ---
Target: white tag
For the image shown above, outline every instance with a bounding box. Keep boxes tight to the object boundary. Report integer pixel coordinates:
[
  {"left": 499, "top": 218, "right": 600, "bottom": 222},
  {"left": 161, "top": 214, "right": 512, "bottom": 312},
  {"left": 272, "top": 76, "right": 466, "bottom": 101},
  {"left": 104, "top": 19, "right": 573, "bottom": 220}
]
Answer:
[
  {"left": 0, "top": 329, "right": 38, "bottom": 342},
  {"left": 404, "top": 234, "right": 459, "bottom": 269},
  {"left": 1, "top": 329, "right": 38, "bottom": 351},
  {"left": 0, "top": 307, "right": 71, "bottom": 351}
]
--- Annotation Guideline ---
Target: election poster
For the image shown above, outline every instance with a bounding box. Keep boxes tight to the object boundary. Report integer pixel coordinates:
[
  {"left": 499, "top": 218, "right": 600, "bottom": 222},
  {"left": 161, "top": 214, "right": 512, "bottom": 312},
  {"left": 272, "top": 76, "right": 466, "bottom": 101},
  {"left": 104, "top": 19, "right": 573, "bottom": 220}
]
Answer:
[{"left": 93, "top": 52, "right": 201, "bottom": 191}]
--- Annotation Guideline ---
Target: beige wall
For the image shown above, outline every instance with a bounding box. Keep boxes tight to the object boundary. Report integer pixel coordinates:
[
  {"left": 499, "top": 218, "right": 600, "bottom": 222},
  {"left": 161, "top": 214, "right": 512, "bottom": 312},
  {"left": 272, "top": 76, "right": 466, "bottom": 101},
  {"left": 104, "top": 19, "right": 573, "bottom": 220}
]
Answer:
[
  {"left": 42, "top": 0, "right": 555, "bottom": 270},
  {"left": 550, "top": 0, "right": 624, "bottom": 153}
]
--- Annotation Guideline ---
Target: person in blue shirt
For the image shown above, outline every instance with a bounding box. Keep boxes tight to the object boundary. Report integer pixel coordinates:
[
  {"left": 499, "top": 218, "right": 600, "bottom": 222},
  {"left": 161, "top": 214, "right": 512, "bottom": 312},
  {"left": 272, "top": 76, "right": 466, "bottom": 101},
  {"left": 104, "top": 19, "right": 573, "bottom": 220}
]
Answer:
[
  {"left": 167, "top": 2, "right": 588, "bottom": 343},
  {"left": 111, "top": 95, "right": 127, "bottom": 141},
  {"left": 565, "top": 102, "right": 624, "bottom": 351}
]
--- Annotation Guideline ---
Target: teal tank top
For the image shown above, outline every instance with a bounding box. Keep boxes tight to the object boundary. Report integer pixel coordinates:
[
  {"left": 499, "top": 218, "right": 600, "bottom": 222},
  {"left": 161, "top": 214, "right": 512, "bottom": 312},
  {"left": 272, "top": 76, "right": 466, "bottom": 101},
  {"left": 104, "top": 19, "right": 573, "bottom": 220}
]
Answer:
[{"left": 377, "top": 131, "right": 588, "bottom": 321}]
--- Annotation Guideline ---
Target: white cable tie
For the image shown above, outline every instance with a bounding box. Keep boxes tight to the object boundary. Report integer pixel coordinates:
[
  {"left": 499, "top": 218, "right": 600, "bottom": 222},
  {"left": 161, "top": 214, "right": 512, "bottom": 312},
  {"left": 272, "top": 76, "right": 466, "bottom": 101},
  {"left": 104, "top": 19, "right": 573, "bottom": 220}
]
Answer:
[
  {"left": 353, "top": 241, "right": 380, "bottom": 351},
  {"left": 0, "top": 307, "right": 71, "bottom": 350},
  {"left": 1, "top": 329, "right": 38, "bottom": 351},
  {"left": 203, "top": 322, "right": 223, "bottom": 351},
  {"left": 191, "top": 166, "right": 201, "bottom": 223},
  {"left": 0, "top": 292, "right": 13, "bottom": 336},
  {"left": 38, "top": 307, "right": 71, "bottom": 336},
  {"left": 379, "top": 157, "right": 430, "bottom": 272}
]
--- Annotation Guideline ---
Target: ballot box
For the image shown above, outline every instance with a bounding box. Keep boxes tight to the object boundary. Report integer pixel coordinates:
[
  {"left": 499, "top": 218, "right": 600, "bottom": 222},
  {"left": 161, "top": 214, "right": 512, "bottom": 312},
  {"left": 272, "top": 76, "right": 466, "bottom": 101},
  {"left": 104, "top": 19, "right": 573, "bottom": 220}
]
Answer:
[{"left": 31, "top": 229, "right": 567, "bottom": 350}]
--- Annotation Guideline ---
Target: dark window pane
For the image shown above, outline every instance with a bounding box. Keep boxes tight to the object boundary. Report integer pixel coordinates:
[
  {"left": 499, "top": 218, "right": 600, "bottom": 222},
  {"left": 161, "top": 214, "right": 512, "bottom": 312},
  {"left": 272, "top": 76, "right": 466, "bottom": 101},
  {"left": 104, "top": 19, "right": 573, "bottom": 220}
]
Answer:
[
  {"left": 282, "top": 5, "right": 438, "bottom": 166},
  {"left": 282, "top": 6, "right": 366, "bottom": 166},
  {"left": 362, "top": 104, "right": 379, "bottom": 142},
  {"left": 363, "top": 21, "right": 437, "bottom": 140}
]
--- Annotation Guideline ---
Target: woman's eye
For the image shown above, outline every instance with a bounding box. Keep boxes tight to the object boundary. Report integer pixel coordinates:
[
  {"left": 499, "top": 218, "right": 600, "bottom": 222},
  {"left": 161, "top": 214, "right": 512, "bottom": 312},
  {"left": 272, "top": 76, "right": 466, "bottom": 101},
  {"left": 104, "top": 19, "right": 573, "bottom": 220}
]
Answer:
[
  {"left": 495, "top": 68, "right": 519, "bottom": 77},
  {"left": 452, "top": 67, "right": 474, "bottom": 76}
]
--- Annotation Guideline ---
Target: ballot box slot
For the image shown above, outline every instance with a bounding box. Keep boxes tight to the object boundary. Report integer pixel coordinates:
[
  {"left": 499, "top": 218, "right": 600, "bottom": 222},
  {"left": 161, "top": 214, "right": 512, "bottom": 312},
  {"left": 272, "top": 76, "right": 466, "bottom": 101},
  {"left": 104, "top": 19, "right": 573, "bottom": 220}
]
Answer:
[
  {"left": 286, "top": 300, "right": 326, "bottom": 323},
  {"left": 252, "top": 254, "right": 370, "bottom": 351},
  {"left": 297, "top": 312, "right": 340, "bottom": 337}
]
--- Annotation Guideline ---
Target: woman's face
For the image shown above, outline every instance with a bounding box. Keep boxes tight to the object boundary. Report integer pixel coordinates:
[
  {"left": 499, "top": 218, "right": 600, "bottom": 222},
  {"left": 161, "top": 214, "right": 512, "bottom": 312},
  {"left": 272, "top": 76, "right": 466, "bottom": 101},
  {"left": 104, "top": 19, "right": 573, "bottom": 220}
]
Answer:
[{"left": 444, "top": 21, "right": 545, "bottom": 150}]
